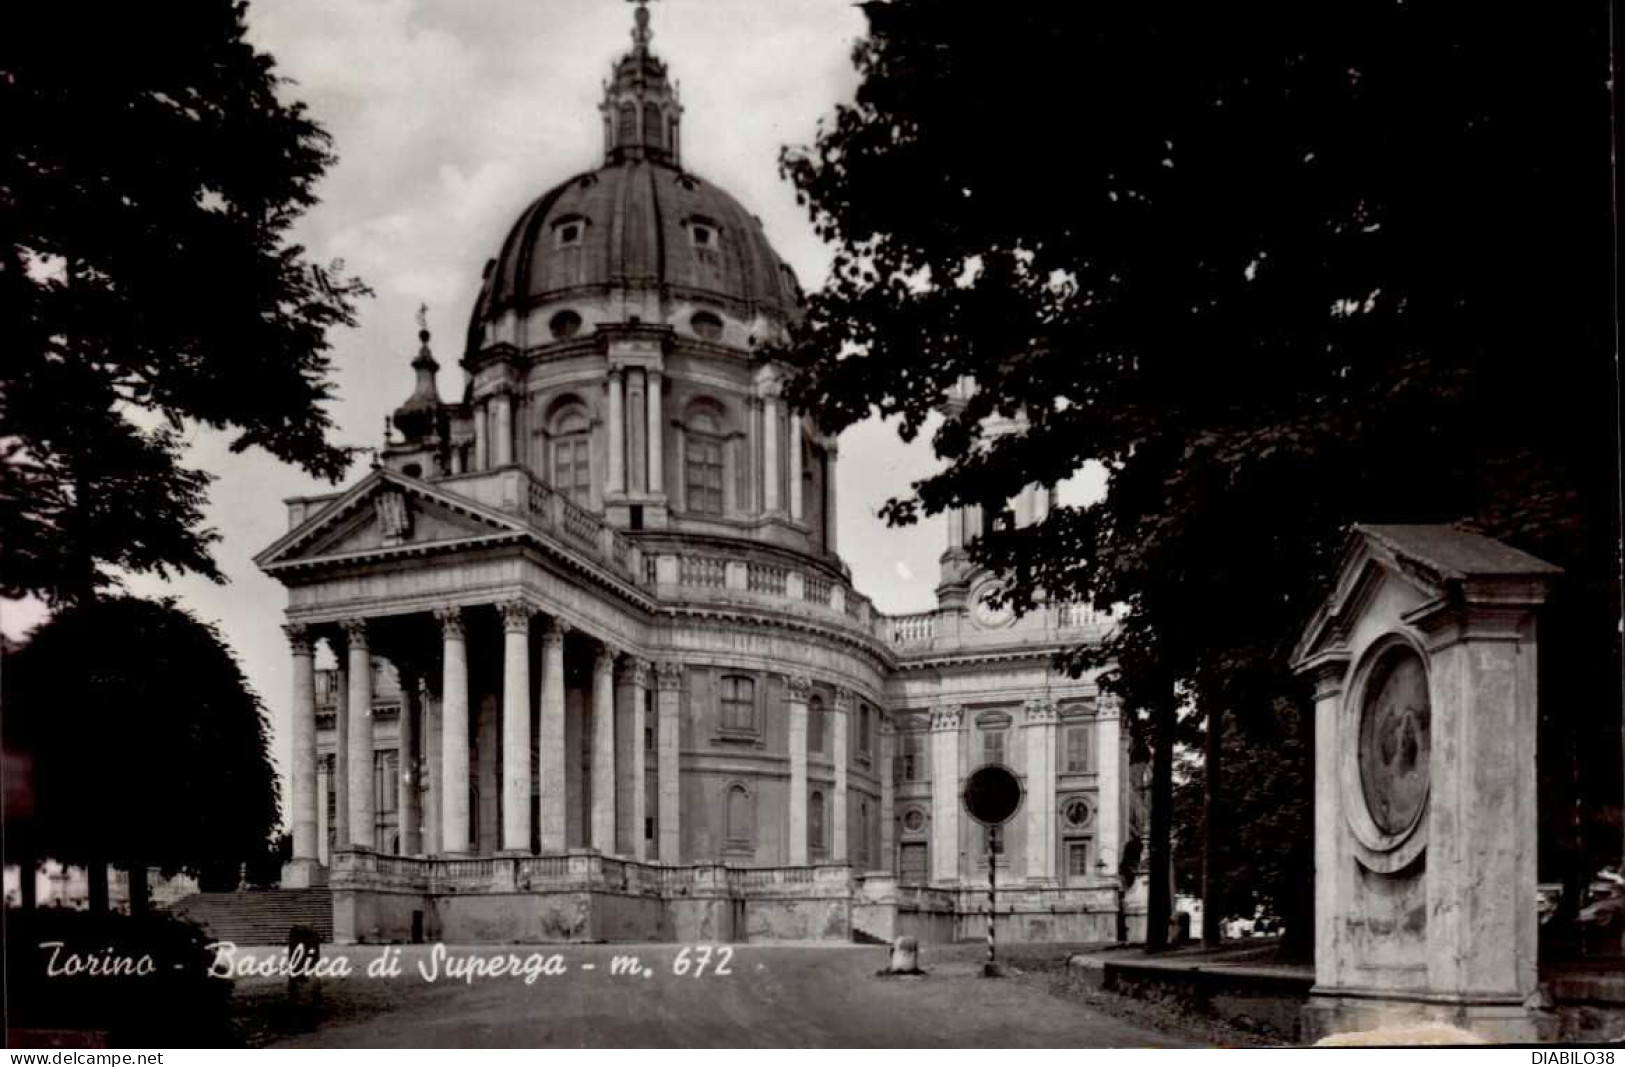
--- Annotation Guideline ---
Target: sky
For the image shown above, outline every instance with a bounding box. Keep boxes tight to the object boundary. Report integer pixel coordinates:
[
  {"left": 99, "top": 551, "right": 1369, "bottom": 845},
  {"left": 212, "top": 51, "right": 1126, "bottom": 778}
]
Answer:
[{"left": 1, "top": 0, "right": 974, "bottom": 809}]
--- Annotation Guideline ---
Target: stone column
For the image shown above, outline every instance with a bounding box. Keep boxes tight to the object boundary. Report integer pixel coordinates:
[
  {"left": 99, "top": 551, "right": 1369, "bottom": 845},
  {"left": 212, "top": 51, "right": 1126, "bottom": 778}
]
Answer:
[
  {"left": 1023, "top": 699, "right": 1058, "bottom": 882},
  {"left": 787, "top": 675, "right": 811, "bottom": 865},
  {"left": 316, "top": 756, "right": 331, "bottom": 866},
  {"left": 436, "top": 606, "right": 471, "bottom": 855},
  {"left": 499, "top": 600, "right": 533, "bottom": 853},
  {"left": 655, "top": 662, "right": 683, "bottom": 861},
  {"left": 342, "top": 618, "right": 374, "bottom": 850},
  {"left": 538, "top": 620, "right": 568, "bottom": 852},
  {"left": 607, "top": 367, "right": 625, "bottom": 494},
  {"left": 399, "top": 669, "right": 422, "bottom": 856},
  {"left": 284, "top": 624, "right": 319, "bottom": 876},
  {"left": 832, "top": 688, "right": 851, "bottom": 862},
  {"left": 646, "top": 369, "right": 664, "bottom": 494},
  {"left": 879, "top": 719, "right": 896, "bottom": 873},
  {"left": 825, "top": 441, "right": 839, "bottom": 553},
  {"left": 762, "top": 387, "right": 781, "bottom": 514},
  {"left": 491, "top": 392, "right": 513, "bottom": 467},
  {"left": 788, "top": 414, "right": 803, "bottom": 522},
  {"left": 1095, "top": 693, "right": 1122, "bottom": 882},
  {"left": 424, "top": 693, "right": 442, "bottom": 856},
  {"left": 614, "top": 658, "right": 635, "bottom": 855},
  {"left": 591, "top": 643, "right": 617, "bottom": 853},
  {"left": 629, "top": 658, "right": 650, "bottom": 861},
  {"left": 331, "top": 633, "right": 349, "bottom": 850},
  {"left": 930, "top": 705, "right": 962, "bottom": 883},
  {"left": 473, "top": 401, "right": 488, "bottom": 470}
]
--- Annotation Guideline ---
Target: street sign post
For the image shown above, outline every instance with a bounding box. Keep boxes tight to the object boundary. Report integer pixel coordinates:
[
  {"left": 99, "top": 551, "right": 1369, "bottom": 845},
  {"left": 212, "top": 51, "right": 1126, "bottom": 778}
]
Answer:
[{"left": 962, "top": 763, "right": 1023, "bottom": 978}]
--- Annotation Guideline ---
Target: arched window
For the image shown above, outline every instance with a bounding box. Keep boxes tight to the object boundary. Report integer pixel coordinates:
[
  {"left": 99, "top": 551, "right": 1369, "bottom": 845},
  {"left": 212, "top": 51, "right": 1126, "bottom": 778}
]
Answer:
[
  {"left": 726, "top": 784, "right": 753, "bottom": 848},
  {"left": 643, "top": 103, "right": 664, "bottom": 150},
  {"left": 808, "top": 694, "right": 827, "bottom": 754},
  {"left": 720, "top": 674, "right": 754, "bottom": 733},
  {"left": 550, "top": 404, "right": 592, "bottom": 504},
  {"left": 617, "top": 103, "right": 636, "bottom": 146},
  {"left": 684, "top": 406, "right": 725, "bottom": 516},
  {"left": 809, "top": 791, "right": 826, "bottom": 855}
]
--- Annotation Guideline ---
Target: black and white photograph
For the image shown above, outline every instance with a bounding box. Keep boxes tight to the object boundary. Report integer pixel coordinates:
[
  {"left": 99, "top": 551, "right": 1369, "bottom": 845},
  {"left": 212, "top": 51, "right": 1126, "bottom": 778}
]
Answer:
[{"left": 1, "top": 0, "right": 1621, "bottom": 1052}]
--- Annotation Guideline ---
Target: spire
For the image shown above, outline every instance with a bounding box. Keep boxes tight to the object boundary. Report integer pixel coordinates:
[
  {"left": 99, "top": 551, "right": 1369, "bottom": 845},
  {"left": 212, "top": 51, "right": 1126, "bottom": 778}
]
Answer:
[
  {"left": 600, "top": 0, "right": 682, "bottom": 166},
  {"left": 392, "top": 303, "right": 443, "bottom": 443}
]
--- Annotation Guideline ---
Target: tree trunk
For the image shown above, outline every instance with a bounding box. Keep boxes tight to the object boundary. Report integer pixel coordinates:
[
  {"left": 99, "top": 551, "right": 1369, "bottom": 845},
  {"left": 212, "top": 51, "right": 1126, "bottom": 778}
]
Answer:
[
  {"left": 1202, "top": 705, "right": 1224, "bottom": 947},
  {"left": 127, "top": 863, "right": 149, "bottom": 917},
  {"left": 17, "top": 845, "right": 37, "bottom": 911},
  {"left": 1146, "top": 684, "right": 1176, "bottom": 953},
  {"left": 86, "top": 858, "right": 108, "bottom": 914}
]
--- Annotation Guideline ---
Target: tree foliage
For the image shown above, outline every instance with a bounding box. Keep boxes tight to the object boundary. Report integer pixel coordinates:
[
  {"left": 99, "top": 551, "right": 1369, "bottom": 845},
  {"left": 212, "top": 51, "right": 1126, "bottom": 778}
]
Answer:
[
  {"left": 1, "top": 1, "right": 368, "bottom": 606},
  {"left": 778, "top": 0, "right": 1619, "bottom": 940},
  {"left": 3, "top": 596, "right": 281, "bottom": 890}
]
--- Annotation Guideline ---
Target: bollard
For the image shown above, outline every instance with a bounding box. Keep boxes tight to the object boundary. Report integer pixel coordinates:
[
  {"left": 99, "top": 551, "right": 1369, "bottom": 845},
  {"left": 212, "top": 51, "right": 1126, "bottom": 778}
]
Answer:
[{"left": 888, "top": 936, "right": 921, "bottom": 975}]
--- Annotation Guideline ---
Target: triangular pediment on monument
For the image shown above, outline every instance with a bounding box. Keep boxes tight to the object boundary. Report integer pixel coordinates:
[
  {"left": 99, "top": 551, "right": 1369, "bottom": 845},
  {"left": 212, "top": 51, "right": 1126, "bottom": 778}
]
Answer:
[
  {"left": 255, "top": 468, "right": 528, "bottom": 571},
  {"left": 1290, "top": 523, "right": 1562, "bottom": 671}
]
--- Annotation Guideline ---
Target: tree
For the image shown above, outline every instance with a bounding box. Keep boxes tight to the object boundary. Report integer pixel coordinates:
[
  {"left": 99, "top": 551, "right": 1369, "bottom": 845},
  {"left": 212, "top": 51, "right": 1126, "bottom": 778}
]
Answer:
[
  {"left": 777, "top": 2, "right": 1618, "bottom": 953},
  {"left": 3, "top": 596, "right": 281, "bottom": 913},
  {"left": 1, "top": 1, "right": 367, "bottom": 608}
]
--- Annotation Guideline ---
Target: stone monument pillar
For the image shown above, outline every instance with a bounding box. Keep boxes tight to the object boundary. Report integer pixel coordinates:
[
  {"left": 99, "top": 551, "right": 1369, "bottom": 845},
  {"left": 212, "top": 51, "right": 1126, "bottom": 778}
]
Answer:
[{"left": 1292, "top": 524, "right": 1559, "bottom": 1042}]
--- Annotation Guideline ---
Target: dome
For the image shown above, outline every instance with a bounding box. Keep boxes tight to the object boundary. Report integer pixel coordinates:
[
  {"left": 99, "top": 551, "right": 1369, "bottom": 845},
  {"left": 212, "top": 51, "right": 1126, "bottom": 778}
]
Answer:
[
  {"left": 465, "top": 1, "right": 801, "bottom": 350},
  {"left": 472, "top": 161, "right": 803, "bottom": 330}
]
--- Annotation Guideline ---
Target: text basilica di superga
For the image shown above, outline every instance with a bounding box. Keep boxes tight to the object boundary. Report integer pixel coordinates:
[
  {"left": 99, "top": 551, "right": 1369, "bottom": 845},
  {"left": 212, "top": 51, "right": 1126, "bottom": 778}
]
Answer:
[{"left": 256, "top": 3, "right": 1146, "bottom": 944}]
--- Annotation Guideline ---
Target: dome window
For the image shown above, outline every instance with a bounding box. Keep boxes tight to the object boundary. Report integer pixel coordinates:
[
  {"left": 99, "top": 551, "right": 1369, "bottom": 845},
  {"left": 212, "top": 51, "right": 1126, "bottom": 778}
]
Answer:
[
  {"left": 690, "top": 223, "right": 715, "bottom": 249},
  {"left": 549, "top": 310, "right": 582, "bottom": 339},
  {"left": 551, "top": 216, "right": 587, "bottom": 249},
  {"left": 689, "top": 311, "right": 723, "bottom": 341}
]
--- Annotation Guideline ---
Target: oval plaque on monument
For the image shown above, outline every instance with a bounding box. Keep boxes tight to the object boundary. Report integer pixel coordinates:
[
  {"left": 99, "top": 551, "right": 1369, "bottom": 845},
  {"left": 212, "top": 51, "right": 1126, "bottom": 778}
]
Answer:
[{"left": 1357, "top": 647, "right": 1431, "bottom": 836}]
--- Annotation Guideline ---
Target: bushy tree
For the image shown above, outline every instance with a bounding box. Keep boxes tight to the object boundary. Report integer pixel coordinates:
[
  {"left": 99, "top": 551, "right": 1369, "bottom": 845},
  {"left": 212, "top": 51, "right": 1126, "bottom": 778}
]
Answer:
[
  {"left": 777, "top": 2, "right": 1618, "bottom": 950},
  {"left": 4, "top": 596, "right": 280, "bottom": 912},
  {"left": 1, "top": 0, "right": 367, "bottom": 607}
]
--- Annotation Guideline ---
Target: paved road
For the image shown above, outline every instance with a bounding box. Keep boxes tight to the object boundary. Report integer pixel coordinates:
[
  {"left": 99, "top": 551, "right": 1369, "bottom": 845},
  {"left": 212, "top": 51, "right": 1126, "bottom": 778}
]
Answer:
[{"left": 250, "top": 943, "right": 1197, "bottom": 1048}]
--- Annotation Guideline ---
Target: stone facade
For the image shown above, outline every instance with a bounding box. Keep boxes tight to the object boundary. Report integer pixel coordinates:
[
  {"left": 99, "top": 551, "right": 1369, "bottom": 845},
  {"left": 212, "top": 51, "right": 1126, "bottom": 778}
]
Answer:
[{"left": 260, "top": 5, "right": 1137, "bottom": 943}]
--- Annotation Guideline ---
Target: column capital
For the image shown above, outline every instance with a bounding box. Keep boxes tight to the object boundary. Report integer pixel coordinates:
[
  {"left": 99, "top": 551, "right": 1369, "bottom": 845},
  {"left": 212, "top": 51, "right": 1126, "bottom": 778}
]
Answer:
[
  {"left": 654, "top": 660, "right": 684, "bottom": 692},
  {"left": 540, "top": 617, "right": 570, "bottom": 647},
  {"left": 786, "top": 674, "right": 813, "bottom": 701},
  {"left": 832, "top": 686, "right": 854, "bottom": 713},
  {"left": 594, "top": 641, "right": 617, "bottom": 672},
  {"left": 497, "top": 598, "right": 533, "bottom": 633},
  {"left": 617, "top": 654, "right": 652, "bottom": 684},
  {"left": 283, "top": 622, "right": 314, "bottom": 654},
  {"left": 433, "top": 605, "right": 466, "bottom": 640},
  {"left": 1095, "top": 691, "right": 1123, "bottom": 720},
  {"left": 1023, "top": 698, "right": 1058, "bottom": 725},
  {"left": 879, "top": 716, "right": 895, "bottom": 738},
  {"left": 930, "top": 704, "right": 962, "bottom": 731},
  {"left": 339, "top": 617, "right": 370, "bottom": 646},
  {"left": 606, "top": 364, "right": 625, "bottom": 380}
]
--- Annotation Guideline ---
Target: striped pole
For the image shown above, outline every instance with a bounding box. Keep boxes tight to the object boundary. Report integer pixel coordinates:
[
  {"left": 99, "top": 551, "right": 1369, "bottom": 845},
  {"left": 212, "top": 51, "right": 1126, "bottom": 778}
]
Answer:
[{"left": 985, "top": 825, "right": 998, "bottom": 976}]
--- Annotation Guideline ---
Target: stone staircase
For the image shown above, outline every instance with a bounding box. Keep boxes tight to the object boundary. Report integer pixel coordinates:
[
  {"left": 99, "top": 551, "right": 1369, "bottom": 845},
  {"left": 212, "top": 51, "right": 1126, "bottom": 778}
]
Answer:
[{"left": 166, "top": 888, "right": 334, "bottom": 945}]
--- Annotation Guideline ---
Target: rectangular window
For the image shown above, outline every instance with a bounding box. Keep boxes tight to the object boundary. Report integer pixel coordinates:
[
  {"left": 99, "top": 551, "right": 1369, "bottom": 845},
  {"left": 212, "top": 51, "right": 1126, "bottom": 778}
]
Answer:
[
  {"left": 858, "top": 705, "right": 871, "bottom": 756},
  {"left": 896, "top": 732, "right": 923, "bottom": 783},
  {"left": 1066, "top": 726, "right": 1093, "bottom": 773},
  {"left": 983, "top": 730, "right": 1006, "bottom": 766},
  {"left": 374, "top": 750, "right": 399, "bottom": 814},
  {"left": 720, "top": 675, "right": 754, "bottom": 732},
  {"left": 899, "top": 842, "right": 927, "bottom": 885},
  {"left": 686, "top": 435, "right": 724, "bottom": 516},
  {"left": 1067, "top": 839, "right": 1093, "bottom": 878},
  {"left": 554, "top": 436, "right": 590, "bottom": 503}
]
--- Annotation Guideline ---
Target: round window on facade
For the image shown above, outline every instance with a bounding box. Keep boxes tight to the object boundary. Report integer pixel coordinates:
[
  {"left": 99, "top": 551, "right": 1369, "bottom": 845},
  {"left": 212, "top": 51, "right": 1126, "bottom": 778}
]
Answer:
[
  {"left": 1063, "top": 798, "right": 1091, "bottom": 829},
  {"left": 690, "top": 310, "right": 723, "bottom": 341},
  {"left": 902, "top": 809, "right": 925, "bottom": 834},
  {"left": 1357, "top": 646, "right": 1431, "bottom": 837},
  {"left": 549, "top": 310, "right": 582, "bottom": 340}
]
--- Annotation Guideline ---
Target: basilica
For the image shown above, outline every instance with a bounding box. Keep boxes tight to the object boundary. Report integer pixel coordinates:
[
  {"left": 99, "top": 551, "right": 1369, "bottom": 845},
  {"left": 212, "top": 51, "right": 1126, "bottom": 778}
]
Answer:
[{"left": 257, "top": 4, "right": 1143, "bottom": 944}]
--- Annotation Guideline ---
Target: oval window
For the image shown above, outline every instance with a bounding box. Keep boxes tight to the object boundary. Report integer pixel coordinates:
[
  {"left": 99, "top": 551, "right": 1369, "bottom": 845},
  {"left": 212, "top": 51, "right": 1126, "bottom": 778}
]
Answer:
[
  {"left": 690, "top": 311, "right": 723, "bottom": 341},
  {"left": 549, "top": 310, "right": 582, "bottom": 340}
]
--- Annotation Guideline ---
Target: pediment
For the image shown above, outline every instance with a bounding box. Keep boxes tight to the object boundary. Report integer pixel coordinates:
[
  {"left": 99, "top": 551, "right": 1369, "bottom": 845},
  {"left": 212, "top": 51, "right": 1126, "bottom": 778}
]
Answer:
[{"left": 255, "top": 470, "right": 527, "bottom": 571}]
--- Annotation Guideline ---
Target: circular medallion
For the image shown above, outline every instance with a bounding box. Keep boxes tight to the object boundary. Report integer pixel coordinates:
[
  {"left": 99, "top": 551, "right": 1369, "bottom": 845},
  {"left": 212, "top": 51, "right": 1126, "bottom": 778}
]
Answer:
[
  {"left": 902, "top": 809, "right": 925, "bottom": 833},
  {"left": 1357, "top": 648, "right": 1431, "bottom": 837},
  {"left": 972, "top": 584, "right": 1013, "bottom": 629},
  {"left": 1062, "top": 798, "right": 1092, "bottom": 828}
]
